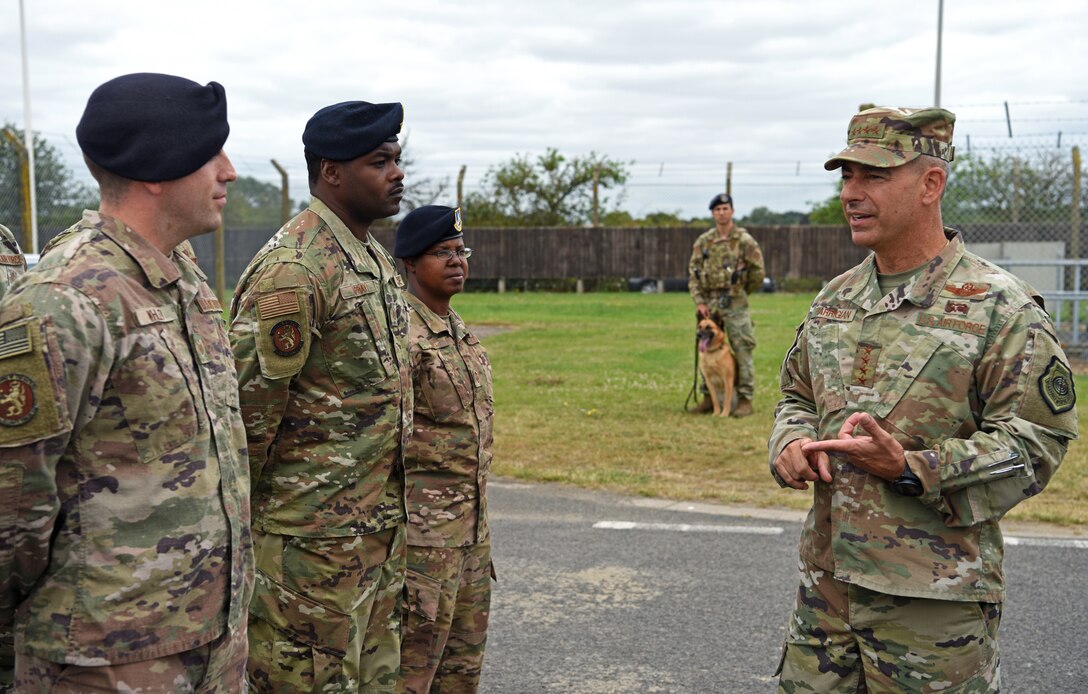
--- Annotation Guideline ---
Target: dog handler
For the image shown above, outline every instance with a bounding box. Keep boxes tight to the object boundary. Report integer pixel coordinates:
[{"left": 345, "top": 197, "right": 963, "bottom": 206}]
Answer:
[
  {"left": 394, "top": 205, "right": 495, "bottom": 694},
  {"left": 687, "top": 193, "right": 764, "bottom": 417},
  {"left": 769, "top": 106, "right": 1077, "bottom": 692}
]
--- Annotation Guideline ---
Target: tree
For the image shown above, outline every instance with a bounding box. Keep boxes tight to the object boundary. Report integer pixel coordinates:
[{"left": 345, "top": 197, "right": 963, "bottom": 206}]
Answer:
[
  {"left": 1, "top": 124, "right": 97, "bottom": 245},
  {"left": 739, "top": 206, "right": 809, "bottom": 226},
  {"left": 223, "top": 175, "right": 294, "bottom": 229},
  {"left": 397, "top": 134, "right": 451, "bottom": 215},
  {"left": 598, "top": 209, "right": 699, "bottom": 227},
  {"left": 943, "top": 150, "right": 1079, "bottom": 225},
  {"left": 462, "top": 148, "right": 629, "bottom": 226},
  {"left": 807, "top": 190, "right": 847, "bottom": 225}
]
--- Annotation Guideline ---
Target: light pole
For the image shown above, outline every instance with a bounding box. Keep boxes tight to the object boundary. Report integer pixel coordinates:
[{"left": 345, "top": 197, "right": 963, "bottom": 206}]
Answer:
[
  {"left": 19, "top": 0, "right": 38, "bottom": 252},
  {"left": 934, "top": 0, "right": 944, "bottom": 107}
]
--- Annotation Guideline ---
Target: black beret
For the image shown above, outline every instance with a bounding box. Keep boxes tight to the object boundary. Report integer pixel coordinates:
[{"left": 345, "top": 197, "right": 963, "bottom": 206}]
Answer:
[
  {"left": 708, "top": 193, "right": 733, "bottom": 210},
  {"left": 395, "top": 206, "right": 463, "bottom": 259},
  {"left": 303, "top": 101, "right": 403, "bottom": 160},
  {"left": 76, "top": 73, "right": 229, "bottom": 182}
]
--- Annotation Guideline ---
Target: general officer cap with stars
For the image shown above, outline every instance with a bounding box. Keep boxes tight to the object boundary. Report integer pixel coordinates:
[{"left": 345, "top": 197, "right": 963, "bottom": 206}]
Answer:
[
  {"left": 76, "top": 72, "right": 229, "bottom": 182},
  {"left": 394, "top": 205, "right": 463, "bottom": 259},
  {"left": 303, "top": 101, "right": 404, "bottom": 160}
]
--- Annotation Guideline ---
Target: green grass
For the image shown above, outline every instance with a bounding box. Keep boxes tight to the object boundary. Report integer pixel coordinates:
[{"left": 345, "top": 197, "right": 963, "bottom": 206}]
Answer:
[{"left": 454, "top": 291, "right": 1088, "bottom": 529}]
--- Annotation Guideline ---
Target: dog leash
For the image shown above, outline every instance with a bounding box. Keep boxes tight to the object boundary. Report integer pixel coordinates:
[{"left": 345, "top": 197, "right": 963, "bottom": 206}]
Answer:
[{"left": 683, "top": 332, "right": 700, "bottom": 412}]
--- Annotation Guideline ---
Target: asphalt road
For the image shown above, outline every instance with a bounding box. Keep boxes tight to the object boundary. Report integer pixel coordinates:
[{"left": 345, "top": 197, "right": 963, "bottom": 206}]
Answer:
[{"left": 479, "top": 480, "right": 1088, "bottom": 693}]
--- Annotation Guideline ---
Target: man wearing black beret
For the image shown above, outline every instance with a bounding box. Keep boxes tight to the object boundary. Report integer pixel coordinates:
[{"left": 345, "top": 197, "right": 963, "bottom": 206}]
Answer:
[
  {"left": 0, "top": 73, "right": 252, "bottom": 691},
  {"left": 687, "top": 193, "right": 765, "bottom": 417},
  {"left": 230, "top": 100, "right": 411, "bottom": 692}
]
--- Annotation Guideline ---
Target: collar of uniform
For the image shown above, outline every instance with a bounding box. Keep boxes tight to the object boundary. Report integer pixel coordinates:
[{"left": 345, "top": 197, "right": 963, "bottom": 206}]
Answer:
[
  {"left": 89, "top": 210, "right": 183, "bottom": 289},
  {"left": 406, "top": 292, "right": 465, "bottom": 338},
  {"left": 839, "top": 229, "right": 963, "bottom": 313},
  {"left": 903, "top": 229, "right": 964, "bottom": 308},
  {"left": 309, "top": 197, "right": 378, "bottom": 276}
]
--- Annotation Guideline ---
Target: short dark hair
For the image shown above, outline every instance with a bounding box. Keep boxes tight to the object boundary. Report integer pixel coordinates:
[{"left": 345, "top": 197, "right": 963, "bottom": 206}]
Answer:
[{"left": 84, "top": 154, "right": 130, "bottom": 204}]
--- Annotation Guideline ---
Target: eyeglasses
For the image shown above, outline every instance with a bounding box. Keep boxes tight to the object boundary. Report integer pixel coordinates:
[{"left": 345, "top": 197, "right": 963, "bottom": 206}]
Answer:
[{"left": 424, "top": 248, "right": 473, "bottom": 261}]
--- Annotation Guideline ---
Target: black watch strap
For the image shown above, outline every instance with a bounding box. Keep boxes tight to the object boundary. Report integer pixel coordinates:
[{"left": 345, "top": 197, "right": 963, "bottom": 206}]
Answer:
[{"left": 890, "top": 463, "right": 924, "bottom": 497}]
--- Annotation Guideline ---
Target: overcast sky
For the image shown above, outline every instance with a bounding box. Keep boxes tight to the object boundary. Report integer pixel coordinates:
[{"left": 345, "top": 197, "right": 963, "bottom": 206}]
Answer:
[{"left": 2, "top": 0, "right": 1086, "bottom": 220}]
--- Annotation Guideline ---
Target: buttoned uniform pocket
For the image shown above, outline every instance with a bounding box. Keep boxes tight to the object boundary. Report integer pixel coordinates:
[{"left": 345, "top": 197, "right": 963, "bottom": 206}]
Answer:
[
  {"left": 111, "top": 327, "right": 199, "bottom": 462},
  {"left": 806, "top": 319, "right": 847, "bottom": 418},
  {"left": 415, "top": 337, "right": 471, "bottom": 423},
  {"left": 322, "top": 283, "right": 396, "bottom": 398}
]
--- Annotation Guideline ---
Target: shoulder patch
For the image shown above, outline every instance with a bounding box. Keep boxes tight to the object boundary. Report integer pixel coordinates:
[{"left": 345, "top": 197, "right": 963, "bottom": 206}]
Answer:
[
  {"left": 1038, "top": 356, "right": 1076, "bottom": 415},
  {"left": 270, "top": 320, "right": 304, "bottom": 357},
  {"left": 0, "top": 318, "right": 70, "bottom": 445},
  {"left": 0, "top": 323, "right": 32, "bottom": 359},
  {"left": 257, "top": 290, "right": 300, "bottom": 320}
]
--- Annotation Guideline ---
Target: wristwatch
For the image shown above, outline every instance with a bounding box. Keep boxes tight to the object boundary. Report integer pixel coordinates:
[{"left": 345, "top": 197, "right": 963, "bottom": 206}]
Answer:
[{"left": 890, "top": 462, "right": 924, "bottom": 497}]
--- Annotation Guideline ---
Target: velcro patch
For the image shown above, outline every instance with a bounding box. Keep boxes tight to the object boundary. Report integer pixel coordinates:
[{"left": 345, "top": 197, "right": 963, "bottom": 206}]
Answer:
[
  {"left": 198, "top": 296, "right": 223, "bottom": 313},
  {"left": 0, "top": 318, "right": 69, "bottom": 443},
  {"left": 257, "top": 291, "right": 300, "bottom": 320},
  {"left": 133, "top": 306, "right": 178, "bottom": 326},
  {"left": 0, "top": 323, "right": 31, "bottom": 359},
  {"left": 0, "top": 374, "right": 38, "bottom": 426},
  {"left": 815, "top": 306, "right": 856, "bottom": 322},
  {"left": 916, "top": 313, "right": 987, "bottom": 336},
  {"left": 340, "top": 280, "right": 379, "bottom": 300},
  {"left": 0, "top": 254, "right": 24, "bottom": 266},
  {"left": 941, "top": 282, "right": 990, "bottom": 300},
  {"left": 270, "top": 320, "right": 304, "bottom": 357},
  {"left": 848, "top": 123, "right": 886, "bottom": 141},
  {"left": 944, "top": 301, "right": 970, "bottom": 315},
  {"left": 1038, "top": 356, "right": 1076, "bottom": 415}
]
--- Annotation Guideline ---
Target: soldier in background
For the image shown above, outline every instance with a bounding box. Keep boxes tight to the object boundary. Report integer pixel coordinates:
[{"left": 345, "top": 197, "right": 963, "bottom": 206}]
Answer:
[
  {"left": 230, "top": 101, "right": 411, "bottom": 692},
  {"left": 0, "top": 73, "right": 251, "bottom": 692},
  {"left": 0, "top": 224, "right": 26, "bottom": 296},
  {"left": 687, "top": 193, "right": 765, "bottom": 417},
  {"left": 394, "top": 206, "right": 494, "bottom": 694},
  {"left": 769, "top": 106, "right": 1077, "bottom": 692}
]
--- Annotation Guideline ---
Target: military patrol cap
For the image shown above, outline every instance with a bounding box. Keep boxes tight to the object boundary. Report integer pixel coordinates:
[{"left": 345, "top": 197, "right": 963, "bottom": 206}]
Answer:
[
  {"left": 76, "top": 73, "right": 229, "bottom": 182},
  {"left": 708, "top": 193, "right": 733, "bottom": 210},
  {"left": 825, "top": 106, "right": 956, "bottom": 170},
  {"left": 303, "top": 101, "right": 403, "bottom": 160},
  {"left": 394, "top": 205, "right": 464, "bottom": 258}
]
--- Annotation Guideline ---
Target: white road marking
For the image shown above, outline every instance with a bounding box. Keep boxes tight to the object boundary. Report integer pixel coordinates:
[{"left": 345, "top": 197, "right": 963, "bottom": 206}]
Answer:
[
  {"left": 1005, "top": 536, "right": 1088, "bottom": 550},
  {"left": 593, "top": 520, "right": 784, "bottom": 535}
]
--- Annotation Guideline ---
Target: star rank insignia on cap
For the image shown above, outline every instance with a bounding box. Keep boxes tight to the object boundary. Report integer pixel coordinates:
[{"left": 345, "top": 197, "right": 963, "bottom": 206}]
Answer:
[
  {"left": 0, "top": 373, "right": 38, "bottom": 426},
  {"left": 270, "top": 320, "right": 304, "bottom": 357}
]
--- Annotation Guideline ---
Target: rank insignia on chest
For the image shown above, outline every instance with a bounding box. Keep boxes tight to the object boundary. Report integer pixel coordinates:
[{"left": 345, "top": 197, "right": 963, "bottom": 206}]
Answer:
[
  {"left": 0, "top": 373, "right": 38, "bottom": 426},
  {"left": 1039, "top": 356, "right": 1076, "bottom": 414},
  {"left": 270, "top": 320, "right": 304, "bottom": 357}
]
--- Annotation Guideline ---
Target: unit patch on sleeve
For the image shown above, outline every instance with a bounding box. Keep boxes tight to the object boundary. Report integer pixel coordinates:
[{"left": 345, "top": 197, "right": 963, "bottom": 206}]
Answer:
[
  {"left": 0, "top": 373, "right": 37, "bottom": 426},
  {"left": 1038, "top": 355, "right": 1076, "bottom": 415},
  {"left": 270, "top": 320, "right": 304, "bottom": 357}
]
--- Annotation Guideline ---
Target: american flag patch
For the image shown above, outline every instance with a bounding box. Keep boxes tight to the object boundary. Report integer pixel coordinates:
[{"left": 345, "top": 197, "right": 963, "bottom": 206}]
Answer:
[
  {"left": 0, "top": 324, "right": 31, "bottom": 359},
  {"left": 257, "top": 291, "right": 300, "bottom": 320}
]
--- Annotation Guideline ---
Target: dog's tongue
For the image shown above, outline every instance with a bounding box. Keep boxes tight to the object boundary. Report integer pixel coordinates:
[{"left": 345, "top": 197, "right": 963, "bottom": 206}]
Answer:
[{"left": 699, "top": 336, "right": 709, "bottom": 352}]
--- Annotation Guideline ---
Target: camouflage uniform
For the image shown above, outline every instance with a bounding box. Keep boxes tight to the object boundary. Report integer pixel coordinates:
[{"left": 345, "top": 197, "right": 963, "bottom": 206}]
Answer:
[
  {"left": 688, "top": 224, "right": 765, "bottom": 401},
  {"left": 399, "top": 295, "right": 494, "bottom": 694},
  {"left": 769, "top": 230, "right": 1078, "bottom": 692},
  {"left": 0, "top": 224, "right": 26, "bottom": 297},
  {"left": 0, "top": 211, "right": 252, "bottom": 690},
  {"left": 230, "top": 197, "right": 412, "bottom": 693}
]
